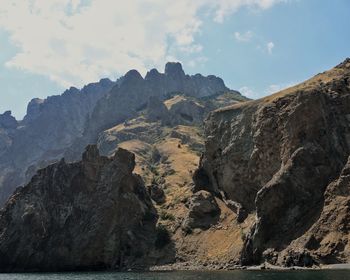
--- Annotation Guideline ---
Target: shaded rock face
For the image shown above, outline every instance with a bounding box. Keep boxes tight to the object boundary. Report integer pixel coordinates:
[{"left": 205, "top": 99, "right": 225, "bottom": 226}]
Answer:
[
  {"left": 196, "top": 58, "right": 350, "bottom": 265},
  {"left": 145, "top": 96, "right": 170, "bottom": 125},
  {"left": 148, "top": 184, "right": 166, "bottom": 205},
  {"left": 182, "top": 191, "right": 220, "bottom": 231},
  {"left": 276, "top": 156, "right": 350, "bottom": 266},
  {"left": 0, "top": 111, "right": 18, "bottom": 130},
  {"left": 0, "top": 79, "right": 115, "bottom": 205},
  {"left": 168, "top": 99, "right": 205, "bottom": 125},
  {"left": 0, "top": 146, "right": 157, "bottom": 272},
  {"left": 0, "top": 111, "right": 18, "bottom": 157}
]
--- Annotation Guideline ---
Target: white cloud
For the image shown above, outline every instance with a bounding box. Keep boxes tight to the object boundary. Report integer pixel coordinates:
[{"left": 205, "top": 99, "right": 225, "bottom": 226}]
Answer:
[
  {"left": 267, "top": 41, "right": 275, "bottom": 54},
  {"left": 234, "top": 31, "right": 254, "bottom": 42},
  {"left": 212, "top": 0, "right": 288, "bottom": 23},
  {"left": 240, "top": 81, "right": 297, "bottom": 99},
  {"left": 187, "top": 56, "right": 208, "bottom": 68},
  {"left": 264, "top": 81, "right": 297, "bottom": 94},
  {"left": 239, "top": 86, "right": 259, "bottom": 99},
  {"left": 0, "top": 0, "right": 288, "bottom": 87}
]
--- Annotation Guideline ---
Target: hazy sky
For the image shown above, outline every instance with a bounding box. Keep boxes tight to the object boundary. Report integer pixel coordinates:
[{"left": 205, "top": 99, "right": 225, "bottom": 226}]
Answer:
[{"left": 0, "top": 0, "right": 349, "bottom": 119}]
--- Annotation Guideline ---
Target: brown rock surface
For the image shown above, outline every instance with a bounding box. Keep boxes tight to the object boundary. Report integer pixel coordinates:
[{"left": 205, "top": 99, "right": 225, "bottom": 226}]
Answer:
[{"left": 196, "top": 58, "right": 350, "bottom": 266}]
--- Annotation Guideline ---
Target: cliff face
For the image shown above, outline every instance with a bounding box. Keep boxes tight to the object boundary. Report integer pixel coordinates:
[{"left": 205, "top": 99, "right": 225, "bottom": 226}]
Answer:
[
  {"left": 0, "top": 146, "right": 157, "bottom": 272},
  {"left": 196, "top": 58, "right": 350, "bottom": 266}
]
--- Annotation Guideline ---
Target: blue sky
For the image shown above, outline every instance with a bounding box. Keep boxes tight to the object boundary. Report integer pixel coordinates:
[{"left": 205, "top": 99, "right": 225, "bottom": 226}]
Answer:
[{"left": 0, "top": 0, "right": 349, "bottom": 119}]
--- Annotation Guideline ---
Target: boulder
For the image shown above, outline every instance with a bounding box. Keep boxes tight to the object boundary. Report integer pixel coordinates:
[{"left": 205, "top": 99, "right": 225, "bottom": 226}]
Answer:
[
  {"left": 182, "top": 191, "right": 220, "bottom": 231},
  {"left": 148, "top": 184, "right": 166, "bottom": 205}
]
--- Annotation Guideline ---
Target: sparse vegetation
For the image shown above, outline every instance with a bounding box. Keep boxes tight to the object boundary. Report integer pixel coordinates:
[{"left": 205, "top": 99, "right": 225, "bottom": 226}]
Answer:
[
  {"left": 150, "top": 146, "right": 161, "bottom": 163},
  {"left": 159, "top": 209, "right": 175, "bottom": 221}
]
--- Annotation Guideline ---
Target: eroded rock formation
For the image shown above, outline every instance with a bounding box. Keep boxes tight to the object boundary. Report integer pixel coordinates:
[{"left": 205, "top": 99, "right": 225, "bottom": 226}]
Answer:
[{"left": 0, "top": 146, "right": 157, "bottom": 272}]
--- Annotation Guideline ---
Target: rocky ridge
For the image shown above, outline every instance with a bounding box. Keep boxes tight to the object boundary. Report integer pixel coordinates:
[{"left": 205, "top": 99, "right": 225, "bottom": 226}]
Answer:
[
  {"left": 0, "top": 78, "right": 115, "bottom": 204},
  {"left": 0, "top": 63, "right": 244, "bottom": 205},
  {"left": 195, "top": 58, "right": 350, "bottom": 267}
]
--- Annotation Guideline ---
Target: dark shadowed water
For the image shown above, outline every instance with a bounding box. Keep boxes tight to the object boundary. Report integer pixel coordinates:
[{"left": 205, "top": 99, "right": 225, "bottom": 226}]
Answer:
[{"left": 0, "top": 270, "right": 349, "bottom": 280}]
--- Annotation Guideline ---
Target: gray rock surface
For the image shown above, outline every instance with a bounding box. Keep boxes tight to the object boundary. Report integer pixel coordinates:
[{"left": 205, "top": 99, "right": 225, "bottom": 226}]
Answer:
[
  {"left": 0, "top": 79, "right": 115, "bottom": 204},
  {"left": 0, "top": 111, "right": 18, "bottom": 129}
]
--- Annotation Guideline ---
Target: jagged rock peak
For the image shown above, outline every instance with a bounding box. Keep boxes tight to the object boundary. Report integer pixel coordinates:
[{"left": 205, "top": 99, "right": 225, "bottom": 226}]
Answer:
[
  {"left": 336, "top": 57, "right": 350, "bottom": 69},
  {"left": 0, "top": 111, "right": 17, "bottom": 129},
  {"left": 63, "top": 86, "right": 80, "bottom": 96},
  {"left": 165, "top": 62, "right": 185, "bottom": 78},
  {"left": 113, "top": 147, "right": 136, "bottom": 170},
  {"left": 123, "top": 69, "right": 143, "bottom": 83},
  {"left": 99, "top": 77, "right": 113, "bottom": 85},
  {"left": 82, "top": 144, "right": 100, "bottom": 162},
  {"left": 2, "top": 111, "right": 12, "bottom": 117},
  {"left": 145, "top": 68, "right": 161, "bottom": 80}
]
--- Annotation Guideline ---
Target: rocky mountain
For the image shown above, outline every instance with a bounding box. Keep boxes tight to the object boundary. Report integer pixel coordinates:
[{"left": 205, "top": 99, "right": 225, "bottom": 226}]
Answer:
[
  {"left": 3, "top": 59, "right": 350, "bottom": 271},
  {"left": 68, "top": 62, "right": 242, "bottom": 159},
  {"left": 0, "top": 63, "right": 244, "bottom": 205},
  {"left": 195, "top": 58, "right": 350, "bottom": 267}
]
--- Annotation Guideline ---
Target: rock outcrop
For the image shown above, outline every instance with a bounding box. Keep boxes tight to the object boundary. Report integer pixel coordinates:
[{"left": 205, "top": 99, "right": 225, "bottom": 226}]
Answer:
[
  {"left": 182, "top": 191, "right": 220, "bottom": 231},
  {"left": 0, "top": 111, "right": 18, "bottom": 157},
  {"left": 145, "top": 96, "right": 170, "bottom": 124},
  {"left": 0, "top": 145, "right": 157, "bottom": 272},
  {"left": 0, "top": 111, "right": 18, "bottom": 130},
  {"left": 196, "top": 58, "right": 350, "bottom": 266}
]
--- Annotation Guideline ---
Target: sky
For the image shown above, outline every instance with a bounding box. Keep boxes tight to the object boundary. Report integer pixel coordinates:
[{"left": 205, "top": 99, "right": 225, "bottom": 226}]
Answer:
[{"left": 0, "top": 0, "right": 349, "bottom": 119}]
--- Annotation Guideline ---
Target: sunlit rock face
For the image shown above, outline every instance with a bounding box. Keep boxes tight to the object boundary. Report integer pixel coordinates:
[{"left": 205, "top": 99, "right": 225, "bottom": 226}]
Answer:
[{"left": 196, "top": 58, "right": 350, "bottom": 266}]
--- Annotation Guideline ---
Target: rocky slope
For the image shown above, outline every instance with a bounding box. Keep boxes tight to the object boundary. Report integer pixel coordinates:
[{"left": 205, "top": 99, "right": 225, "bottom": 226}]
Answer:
[
  {"left": 195, "top": 58, "right": 350, "bottom": 267},
  {"left": 0, "top": 145, "right": 158, "bottom": 272},
  {"left": 0, "top": 63, "right": 244, "bottom": 205}
]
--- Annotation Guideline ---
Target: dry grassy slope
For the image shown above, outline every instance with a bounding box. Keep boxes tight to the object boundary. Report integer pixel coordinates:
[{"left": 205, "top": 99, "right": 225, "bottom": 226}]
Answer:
[{"left": 95, "top": 92, "right": 250, "bottom": 266}]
